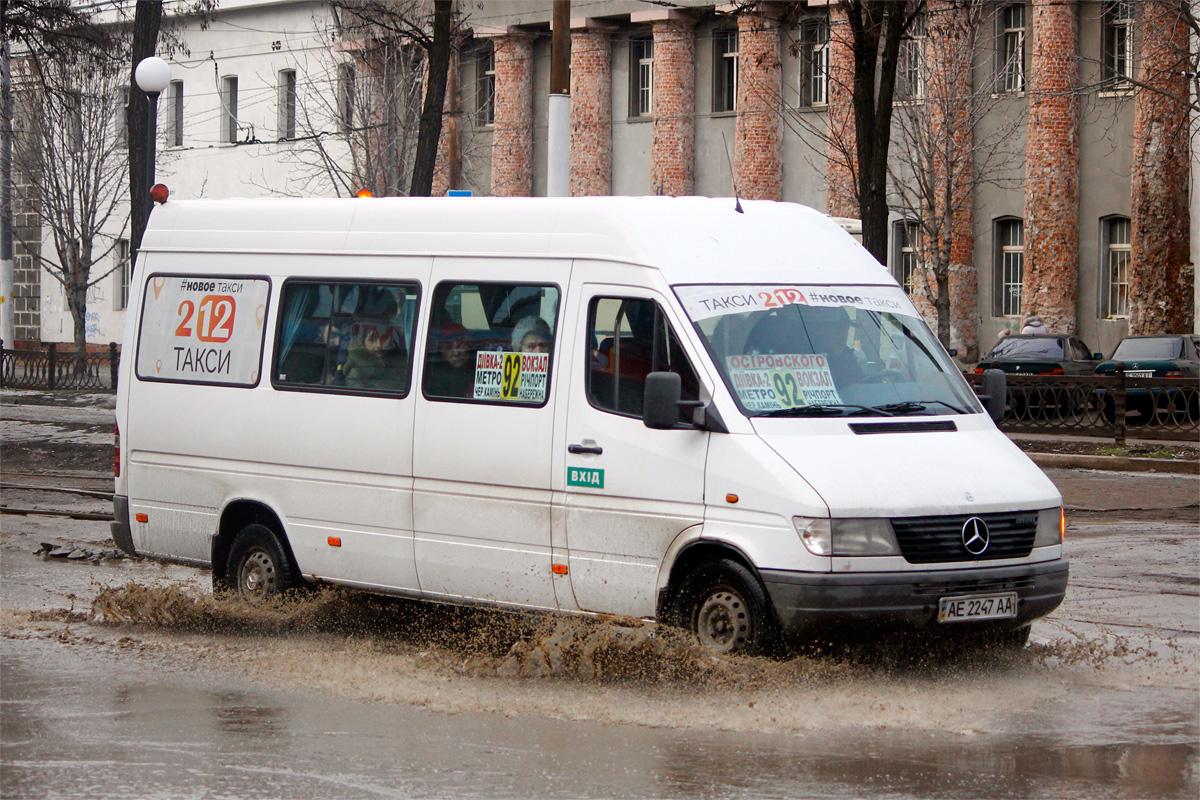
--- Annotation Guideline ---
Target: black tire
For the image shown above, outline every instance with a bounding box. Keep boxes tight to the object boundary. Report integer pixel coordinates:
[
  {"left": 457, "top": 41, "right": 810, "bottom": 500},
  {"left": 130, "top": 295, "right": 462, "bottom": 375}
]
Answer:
[
  {"left": 225, "top": 523, "right": 298, "bottom": 602},
  {"left": 671, "top": 558, "right": 777, "bottom": 656}
]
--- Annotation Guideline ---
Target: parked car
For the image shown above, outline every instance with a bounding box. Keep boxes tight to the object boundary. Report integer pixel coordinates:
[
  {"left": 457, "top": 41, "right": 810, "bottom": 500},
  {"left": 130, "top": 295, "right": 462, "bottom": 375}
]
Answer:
[
  {"left": 975, "top": 334, "right": 1102, "bottom": 417},
  {"left": 1093, "top": 334, "right": 1200, "bottom": 424}
]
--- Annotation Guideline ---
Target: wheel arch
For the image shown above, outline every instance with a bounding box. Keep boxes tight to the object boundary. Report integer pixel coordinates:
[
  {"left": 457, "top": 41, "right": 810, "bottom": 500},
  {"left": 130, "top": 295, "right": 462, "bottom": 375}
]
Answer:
[
  {"left": 656, "top": 538, "right": 771, "bottom": 624},
  {"left": 212, "top": 500, "right": 298, "bottom": 587}
]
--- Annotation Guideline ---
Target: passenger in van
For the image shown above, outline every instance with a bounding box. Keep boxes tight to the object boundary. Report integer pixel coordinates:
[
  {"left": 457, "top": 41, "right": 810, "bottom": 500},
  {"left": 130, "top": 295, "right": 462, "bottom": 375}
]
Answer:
[
  {"left": 802, "top": 306, "right": 866, "bottom": 385},
  {"left": 342, "top": 318, "right": 409, "bottom": 392},
  {"left": 425, "top": 323, "right": 476, "bottom": 398},
  {"left": 512, "top": 315, "right": 552, "bottom": 353}
]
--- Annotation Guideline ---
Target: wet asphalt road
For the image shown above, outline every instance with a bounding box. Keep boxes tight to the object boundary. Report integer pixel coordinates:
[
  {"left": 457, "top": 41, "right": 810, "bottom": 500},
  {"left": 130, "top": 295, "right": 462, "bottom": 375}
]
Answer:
[{"left": 1, "top": 392, "right": 1197, "bottom": 799}]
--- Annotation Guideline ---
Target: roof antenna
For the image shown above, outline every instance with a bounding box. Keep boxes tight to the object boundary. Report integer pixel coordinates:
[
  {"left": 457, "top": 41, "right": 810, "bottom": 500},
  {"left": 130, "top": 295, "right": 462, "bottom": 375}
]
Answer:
[{"left": 721, "top": 132, "right": 743, "bottom": 214}]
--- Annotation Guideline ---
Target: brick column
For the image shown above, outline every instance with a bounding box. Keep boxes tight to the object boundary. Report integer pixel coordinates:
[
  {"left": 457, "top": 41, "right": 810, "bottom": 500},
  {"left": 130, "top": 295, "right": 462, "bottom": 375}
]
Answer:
[
  {"left": 490, "top": 32, "right": 534, "bottom": 197},
  {"left": 650, "top": 17, "right": 696, "bottom": 196},
  {"left": 734, "top": 9, "right": 782, "bottom": 200},
  {"left": 1129, "top": 0, "right": 1192, "bottom": 334},
  {"left": 569, "top": 27, "right": 613, "bottom": 196},
  {"left": 1022, "top": 0, "right": 1079, "bottom": 333},
  {"left": 824, "top": 4, "right": 857, "bottom": 218}
]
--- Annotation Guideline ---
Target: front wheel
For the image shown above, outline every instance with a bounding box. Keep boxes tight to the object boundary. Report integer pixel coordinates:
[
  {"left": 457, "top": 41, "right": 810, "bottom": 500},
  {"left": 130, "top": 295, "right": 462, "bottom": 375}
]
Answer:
[
  {"left": 225, "top": 523, "right": 298, "bottom": 602},
  {"left": 671, "top": 559, "right": 777, "bottom": 656}
]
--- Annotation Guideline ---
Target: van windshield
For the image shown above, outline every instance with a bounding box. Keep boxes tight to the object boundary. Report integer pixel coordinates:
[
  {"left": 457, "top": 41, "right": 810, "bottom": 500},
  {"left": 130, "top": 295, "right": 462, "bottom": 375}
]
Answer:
[{"left": 675, "top": 284, "right": 982, "bottom": 417}]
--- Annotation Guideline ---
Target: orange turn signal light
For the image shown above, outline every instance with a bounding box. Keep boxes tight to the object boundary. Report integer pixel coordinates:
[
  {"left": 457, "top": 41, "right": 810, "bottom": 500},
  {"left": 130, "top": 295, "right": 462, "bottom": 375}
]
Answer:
[
  {"left": 551, "top": 564, "right": 568, "bottom": 575},
  {"left": 726, "top": 493, "right": 739, "bottom": 504},
  {"left": 150, "top": 183, "right": 169, "bottom": 204},
  {"left": 356, "top": 189, "right": 373, "bottom": 198},
  {"left": 327, "top": 537, "right": 342, "bottom": 547},
  {"left": 135, "top": 513, "right": 148, "bottom": 523}
]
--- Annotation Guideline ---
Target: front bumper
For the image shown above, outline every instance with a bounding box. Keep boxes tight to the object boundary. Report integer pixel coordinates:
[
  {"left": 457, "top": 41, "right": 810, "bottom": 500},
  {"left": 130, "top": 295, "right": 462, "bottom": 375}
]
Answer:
[{"left": 761, "top": 559, "right": 1068, "bottom": 638}]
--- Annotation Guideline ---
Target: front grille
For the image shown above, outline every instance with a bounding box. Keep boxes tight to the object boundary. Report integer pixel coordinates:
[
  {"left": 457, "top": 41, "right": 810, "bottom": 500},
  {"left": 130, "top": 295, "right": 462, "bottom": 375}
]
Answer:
[{"left": 891, "top": 511, "right": 1037, "bottom": 564}]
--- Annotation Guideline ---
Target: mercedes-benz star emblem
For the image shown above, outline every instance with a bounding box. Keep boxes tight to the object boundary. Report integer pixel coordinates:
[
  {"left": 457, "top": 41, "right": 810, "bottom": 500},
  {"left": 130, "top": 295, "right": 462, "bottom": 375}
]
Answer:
[{"left": 961, "top": 517, "right": 990, "bottom": 555}]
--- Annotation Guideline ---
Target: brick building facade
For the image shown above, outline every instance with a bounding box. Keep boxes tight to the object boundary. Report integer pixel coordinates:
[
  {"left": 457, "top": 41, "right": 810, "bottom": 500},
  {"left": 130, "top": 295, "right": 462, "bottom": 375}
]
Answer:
[{"left": 459, "top": 0, "right": 1193, "bottom": 359}]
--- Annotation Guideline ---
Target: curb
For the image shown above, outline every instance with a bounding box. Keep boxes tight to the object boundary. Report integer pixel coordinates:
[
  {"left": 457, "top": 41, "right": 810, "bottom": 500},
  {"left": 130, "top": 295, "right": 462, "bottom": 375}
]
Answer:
[{"left": 1026, "top": 452, "right": 1199, "bottom": 475}]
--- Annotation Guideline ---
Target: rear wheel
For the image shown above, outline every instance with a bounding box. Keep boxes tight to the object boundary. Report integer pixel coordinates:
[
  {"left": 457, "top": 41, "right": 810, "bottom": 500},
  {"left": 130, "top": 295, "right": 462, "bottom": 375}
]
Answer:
[
  {"left": 671, "top": 559, "right": 777, "bottom": 656},
  {"left": 226, "top": 523, "right": 298, "bottom": 602}
]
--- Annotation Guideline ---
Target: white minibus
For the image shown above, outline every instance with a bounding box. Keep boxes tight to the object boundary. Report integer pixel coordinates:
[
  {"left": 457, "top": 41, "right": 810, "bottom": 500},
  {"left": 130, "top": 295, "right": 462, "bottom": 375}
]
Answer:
[{"left": 112, "top": 197, "right": 1067, "bottom": 655}]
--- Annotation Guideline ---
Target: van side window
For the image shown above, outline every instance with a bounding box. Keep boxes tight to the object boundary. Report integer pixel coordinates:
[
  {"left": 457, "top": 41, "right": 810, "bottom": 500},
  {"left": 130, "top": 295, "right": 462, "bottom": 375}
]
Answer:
[
  {"left": 587, "top": 297, "right": 699, "bottom": 418},
  {"left": 423, "top": 282, "right": 559, "bottom": 405},
  {"left": 274, "top": 281, "right": 418, "bottom": 395}
]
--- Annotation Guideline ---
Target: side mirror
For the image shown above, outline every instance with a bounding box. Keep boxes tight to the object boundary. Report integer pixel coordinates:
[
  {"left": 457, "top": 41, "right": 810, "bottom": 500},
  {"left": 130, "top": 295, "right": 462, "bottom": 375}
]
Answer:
[
  {"left": 643, "top": 372, "right": 681, "bottom": 429},
  {"left": 980, "top": 368, "right": 1007, "bottom": 425}
]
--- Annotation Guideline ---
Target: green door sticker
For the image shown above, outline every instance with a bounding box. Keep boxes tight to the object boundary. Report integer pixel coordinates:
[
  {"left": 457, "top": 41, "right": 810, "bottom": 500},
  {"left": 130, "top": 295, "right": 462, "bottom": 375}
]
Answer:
[{"left": 567, "top": 467, "right": 604, "bottom": 489}]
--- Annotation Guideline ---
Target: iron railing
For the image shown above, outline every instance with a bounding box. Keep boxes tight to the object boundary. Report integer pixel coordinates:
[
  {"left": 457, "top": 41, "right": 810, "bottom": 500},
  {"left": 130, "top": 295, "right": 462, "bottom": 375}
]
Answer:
[
  {"left": 1, "top": 341, "right": 120, "bottom": 391},
  {"left": 967, "top": 370, "right": 1199, "bottom": 442}
]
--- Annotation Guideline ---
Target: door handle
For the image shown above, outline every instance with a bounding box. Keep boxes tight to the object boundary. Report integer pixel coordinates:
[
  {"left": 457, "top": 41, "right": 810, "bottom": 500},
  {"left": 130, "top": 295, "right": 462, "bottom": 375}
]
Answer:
[{"left": 568, "top": 444, "right": 603, "bottom": 455}]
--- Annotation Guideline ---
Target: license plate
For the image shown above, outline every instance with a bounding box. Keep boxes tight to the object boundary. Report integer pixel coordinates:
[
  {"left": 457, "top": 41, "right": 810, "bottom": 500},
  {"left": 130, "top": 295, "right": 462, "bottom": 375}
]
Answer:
[
  {"left": 938, "top": 592, "right": 1018, "bottom": 623},
  {"left": 1124, "top": 370, "right": 1153, "bottom": 378}
]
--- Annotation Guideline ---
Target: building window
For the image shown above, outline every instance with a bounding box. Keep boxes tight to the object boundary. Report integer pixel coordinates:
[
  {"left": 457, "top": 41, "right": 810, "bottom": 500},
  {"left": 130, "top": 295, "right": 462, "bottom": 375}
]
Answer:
[
  {"left": 115, "top": 87, "right": 129, "bottom": 148},
  {"left": 65, "top": 90, "right": 83, "bottom": 153},
  {"left": 896, "top": 13, "right": 926, "bottom": 102},
  {"left": 798, "top": 18, "right": 829, "bottom": 107},
  {"left": 894, "top": 221, "right": 920, "bottom": 295},
  {"left": 995, "top": 218, "right": 1024, "bottom": 317},
  {"left": 630, "top": 36, "right": 653, "bottom": 117},
  {"left": 114, "top": 239, "right": 130, "bottom": 311},
  {"left": 167, "top": 80, "right": 183, "bottom": 147},
  {"left": 220, "top": 75, "right": 238, "bottom": 143},
  {"left": 476, "top": 42, "right": 495, "bottom": 125},
  {"left": 713, "top": 29, "right": 738, "bottom": 113},
  {"left": 1102, "top": 1, "right": 1135, "bottom": 87},
  {"left": 338, "top": 62, "right": 355, "bottom": 133},
  {"left": 997, "top": 4, "right": 1026, "bottom": 93},
  {"left": 278, "top": 70, "right": 296, "bottom": 140},
  {"left": 1102, "top": 216, "right": 1131, "bottom": 318}
]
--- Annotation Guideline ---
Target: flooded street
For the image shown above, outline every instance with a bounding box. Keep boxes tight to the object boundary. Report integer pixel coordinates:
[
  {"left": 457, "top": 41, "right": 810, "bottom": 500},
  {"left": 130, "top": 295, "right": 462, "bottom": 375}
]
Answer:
[{"left": 2, "top": 393, "right": 1197, "bottom": 798}]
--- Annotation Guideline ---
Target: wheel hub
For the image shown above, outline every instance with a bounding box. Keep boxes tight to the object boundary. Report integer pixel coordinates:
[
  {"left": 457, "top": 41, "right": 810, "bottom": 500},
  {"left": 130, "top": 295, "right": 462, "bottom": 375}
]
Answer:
[
  {"left": 696, "top": 589, "right": 750, "bottom": 653},
  {"left": 239, "top": 549, "right": 276, "bottom": 599}
]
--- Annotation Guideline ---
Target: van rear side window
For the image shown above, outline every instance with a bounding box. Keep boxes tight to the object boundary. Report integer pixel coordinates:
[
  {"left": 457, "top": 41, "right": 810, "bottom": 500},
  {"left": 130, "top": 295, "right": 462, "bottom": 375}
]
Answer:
[
  {"left": 424, "top": 282, "right": 559, "bottom": 405},
  {"left": 274, "top": 281, "right": 419, "bottom": 395},
  {"left": 135, "top": 275, "right": 271, "bottom": 387}
]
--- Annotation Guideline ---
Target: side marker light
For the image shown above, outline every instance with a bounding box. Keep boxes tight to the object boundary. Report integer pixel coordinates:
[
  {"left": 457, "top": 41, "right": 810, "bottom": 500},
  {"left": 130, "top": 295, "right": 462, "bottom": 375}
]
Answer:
[
  {"left": 552, "top": 564, "right": 569, "bottom": 575},
  {"left": 135, "top": 513, "right": 148, "bottom": 523},
  {"left": 328, "top": 537, "right": 342, "bottom": 547},
  {"left": 726, "top": 494, "right": 739, "bottom": 504}
]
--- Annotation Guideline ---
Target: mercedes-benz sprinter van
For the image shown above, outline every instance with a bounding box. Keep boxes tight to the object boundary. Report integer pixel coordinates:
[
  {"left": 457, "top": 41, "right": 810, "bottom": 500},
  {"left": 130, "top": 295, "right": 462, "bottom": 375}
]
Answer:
[{"left": 112, "top": 197, "right": 1067, "bottom": 654}]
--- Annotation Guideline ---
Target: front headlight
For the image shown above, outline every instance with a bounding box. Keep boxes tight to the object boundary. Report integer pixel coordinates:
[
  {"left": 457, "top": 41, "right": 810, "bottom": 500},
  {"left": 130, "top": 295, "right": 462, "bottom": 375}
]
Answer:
[
  {"left": 794, "top": 517, "right": 832, "bottom": 556},
  {"left": 1034, "top": 507, "right": 1064, "bottom": 547},
  {"left": 794, "top": 517, "right": 900, "bottom": 556},
  {"left": 831, "top": 518, "right": 901, "bottom": 556}
]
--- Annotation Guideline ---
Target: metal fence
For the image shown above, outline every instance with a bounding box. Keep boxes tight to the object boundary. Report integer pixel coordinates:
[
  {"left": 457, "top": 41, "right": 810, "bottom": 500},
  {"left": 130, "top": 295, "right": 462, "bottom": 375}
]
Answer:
[
  {"left": 0, "top": 341, "right": 120, "bottom": 391},
  {"left": 967, "top": 372, "right": 1199, "bottom": 442}
]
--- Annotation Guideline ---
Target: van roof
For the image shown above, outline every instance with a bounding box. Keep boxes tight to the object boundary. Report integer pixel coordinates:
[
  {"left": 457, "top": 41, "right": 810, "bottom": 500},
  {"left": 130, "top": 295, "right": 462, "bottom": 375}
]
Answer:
[{"left": 142, "top": 196, "right": 894, "bottom": 286}]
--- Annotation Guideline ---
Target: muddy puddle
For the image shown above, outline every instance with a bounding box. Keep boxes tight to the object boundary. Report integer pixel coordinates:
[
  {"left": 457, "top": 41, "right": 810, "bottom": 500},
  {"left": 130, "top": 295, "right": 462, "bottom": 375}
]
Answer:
[{"left": 2, "top": 581, "right": 1171, "bottom": 737}]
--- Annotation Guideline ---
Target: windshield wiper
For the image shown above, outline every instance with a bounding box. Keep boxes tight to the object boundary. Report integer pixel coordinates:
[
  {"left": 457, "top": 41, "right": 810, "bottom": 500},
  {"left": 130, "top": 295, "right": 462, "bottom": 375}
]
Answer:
[
  {"left": 873, "top": 400, "right": 968, "bottom": 416},
  {"left": 760, "top": 404, "right": 894, "bottom": 418}
]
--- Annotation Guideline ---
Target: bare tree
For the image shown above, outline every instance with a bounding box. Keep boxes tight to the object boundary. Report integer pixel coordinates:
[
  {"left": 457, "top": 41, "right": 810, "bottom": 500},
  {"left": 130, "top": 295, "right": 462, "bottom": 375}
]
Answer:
[
  {"left": 294, "top": 0, "right": 453, "bottom": 199},
  {"left": 886, "top": 1, "right": 1025, "bottom": 356},
  {"left": 12, "top": 47, "right": 129, "bottom": 348}
]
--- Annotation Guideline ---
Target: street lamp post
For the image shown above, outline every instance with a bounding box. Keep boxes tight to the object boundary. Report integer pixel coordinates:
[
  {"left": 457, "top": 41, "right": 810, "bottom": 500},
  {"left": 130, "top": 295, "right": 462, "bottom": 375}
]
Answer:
[{"left": 133, "top": 57, "right": 171, "bottom": 262}]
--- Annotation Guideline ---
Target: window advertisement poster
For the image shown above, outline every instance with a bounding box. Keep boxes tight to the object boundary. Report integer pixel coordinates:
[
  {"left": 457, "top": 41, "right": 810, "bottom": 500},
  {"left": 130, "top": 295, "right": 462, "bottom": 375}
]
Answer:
[
  {"left": 472, "top": 351, "right": 549, "bottom": 403},
  {"left": 726, "top": 353, "right": 843, "bottom": 411},
  {"left": 136, "top": 275, "right": 271, "bottom": 386}
]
